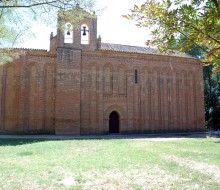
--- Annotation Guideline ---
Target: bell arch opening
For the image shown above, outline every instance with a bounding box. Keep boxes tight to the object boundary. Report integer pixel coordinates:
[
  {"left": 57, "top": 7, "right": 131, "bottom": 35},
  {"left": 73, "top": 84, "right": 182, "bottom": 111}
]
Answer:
[
  {"left": 81, "top": 24, "right": 89, "bottom": 44},
  {"left": 64, "top": 22, "right": 73, "bottom": 43},
  {"left": 109, "top": 111, "right": 120, "bottom": 133}
]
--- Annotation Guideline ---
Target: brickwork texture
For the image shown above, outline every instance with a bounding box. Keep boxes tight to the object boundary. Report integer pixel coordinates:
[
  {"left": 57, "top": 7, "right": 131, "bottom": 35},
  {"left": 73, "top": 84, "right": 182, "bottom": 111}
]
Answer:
[{"left": 0, "top": 11, "right": 205, "bottom": 135}]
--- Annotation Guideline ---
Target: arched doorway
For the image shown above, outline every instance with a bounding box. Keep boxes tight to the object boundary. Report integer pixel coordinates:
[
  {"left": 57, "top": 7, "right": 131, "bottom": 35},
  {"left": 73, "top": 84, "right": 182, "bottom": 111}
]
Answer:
[{"left": 109, "top": 111, "right": 120, "bottom": 133}]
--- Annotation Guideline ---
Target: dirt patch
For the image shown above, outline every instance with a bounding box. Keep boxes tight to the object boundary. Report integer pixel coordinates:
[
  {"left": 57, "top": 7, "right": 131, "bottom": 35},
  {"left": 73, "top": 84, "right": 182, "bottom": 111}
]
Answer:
[
  {"left": 79, "top": 167, "right": 189, "bottom": 190},
  {"left": 0, "top": 173, "right": 55, "bottom": 190},
  {"left": 147, "top": 138, "right": 186, "bottom": 142},
  {"left": 164, "top": 155, "right": 220, "bottom": 181},
  {"left": 128, "top": 137, "right": 186, "bottom": 142}
]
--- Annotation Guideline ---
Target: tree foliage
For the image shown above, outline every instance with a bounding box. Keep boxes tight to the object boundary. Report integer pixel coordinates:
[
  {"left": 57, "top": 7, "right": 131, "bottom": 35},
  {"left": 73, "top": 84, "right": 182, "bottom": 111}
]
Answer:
[
  {"left": 204, "top": 66, "right": 220, "bottom": 130},
  {"left": 187, "top": 45, "right": 220, "bottom": 130},
  {"left": 0, "top": 0, "right": 98, "bottom": 64},
  {"left": 125, "top": 0, "right": 220, "bottom": 72}
]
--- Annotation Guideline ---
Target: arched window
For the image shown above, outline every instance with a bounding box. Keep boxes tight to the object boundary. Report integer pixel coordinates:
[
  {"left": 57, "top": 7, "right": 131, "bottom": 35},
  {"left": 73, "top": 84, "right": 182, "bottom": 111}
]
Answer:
[
  {"left": 81, "top": 24, "right": 89, "bottom": 44},
  {"left": 135, "top": 69, "right": 138, "bottom": 84},
  {"left": 64, "top": 23, "right": 73, "bottom": 43}
]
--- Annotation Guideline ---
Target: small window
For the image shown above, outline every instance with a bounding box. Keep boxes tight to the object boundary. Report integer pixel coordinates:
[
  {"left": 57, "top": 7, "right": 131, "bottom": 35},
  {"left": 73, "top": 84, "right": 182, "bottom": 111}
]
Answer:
[
  {"left": 135, "top": 69, "right": 138, "bottom": 84},
  {"left": 64, "top": 23, "right": 73, "bottom": 43},
  {"left": 81, "top": 24, "right": 89, "bottom": 44}
]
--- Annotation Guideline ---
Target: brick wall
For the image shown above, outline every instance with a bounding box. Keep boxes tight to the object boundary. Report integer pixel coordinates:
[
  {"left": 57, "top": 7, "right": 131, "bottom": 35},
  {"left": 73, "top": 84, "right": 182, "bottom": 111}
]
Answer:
[
  {"left": 0, "top": 47, "right": 205, "bottom": 135},
  {"left": 0, "top": 8, "right": 205, "bottom": 135},
  {"left": 0, "top": 65, "right": 3, "bottom": 132},
  {"left": 0, "top": 52, "right": 56, "bottom": 134},
  {"left": 80, "top": 50, "right": 205, "bottom": 134},
  {"left": 54, "top": 48, "right": 81, "bottom": 135}
]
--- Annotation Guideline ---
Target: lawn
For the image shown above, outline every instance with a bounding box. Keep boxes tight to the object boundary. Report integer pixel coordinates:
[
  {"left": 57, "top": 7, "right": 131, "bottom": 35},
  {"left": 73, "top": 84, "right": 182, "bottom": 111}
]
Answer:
[{"left": 0, "top": 137, "right": 219, "bottom": 190}]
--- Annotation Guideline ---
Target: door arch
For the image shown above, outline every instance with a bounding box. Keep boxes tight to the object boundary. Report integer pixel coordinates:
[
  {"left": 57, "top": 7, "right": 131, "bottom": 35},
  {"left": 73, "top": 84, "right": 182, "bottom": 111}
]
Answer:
[{"left": 109, "top": 111, "right": 119, "bottom": 133}]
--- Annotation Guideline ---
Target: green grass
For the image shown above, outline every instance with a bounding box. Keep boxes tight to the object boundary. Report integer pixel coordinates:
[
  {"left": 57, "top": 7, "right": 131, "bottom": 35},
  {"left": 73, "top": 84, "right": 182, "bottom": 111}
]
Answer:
[{"left": 0, "top": 138, "right": 219, "bottom": 190}]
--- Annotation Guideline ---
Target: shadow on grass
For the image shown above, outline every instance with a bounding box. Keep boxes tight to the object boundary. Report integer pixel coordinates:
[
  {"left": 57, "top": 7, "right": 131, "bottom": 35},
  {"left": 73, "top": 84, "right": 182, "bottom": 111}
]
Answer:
[
  {"left": 0, "top": 132, "right": 208, "bottom": 146},
  {"left": 0, "top": 139, "right": 48, "bottom": 146}
]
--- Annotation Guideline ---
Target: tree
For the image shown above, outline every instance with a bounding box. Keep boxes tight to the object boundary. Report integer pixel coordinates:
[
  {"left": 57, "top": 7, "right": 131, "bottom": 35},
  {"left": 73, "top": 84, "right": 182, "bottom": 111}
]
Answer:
[
  {"left": 0, "top": 0, "right": 98, "bottom": 64},
  {"left": 186, "top": 44, "right": 220, "bottom": 130},
  {"left": 124, "top": 0, "right": 220, "bottom": 72},
  {"left": 204, "top": 65, "right": 220, "bottom": 130}
]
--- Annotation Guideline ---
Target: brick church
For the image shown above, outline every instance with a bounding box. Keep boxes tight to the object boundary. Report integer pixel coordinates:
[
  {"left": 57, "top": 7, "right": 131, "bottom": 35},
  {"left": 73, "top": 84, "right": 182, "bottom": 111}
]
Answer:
[{"left": 0, "top": 8, "right": 205, "bottom": 135}]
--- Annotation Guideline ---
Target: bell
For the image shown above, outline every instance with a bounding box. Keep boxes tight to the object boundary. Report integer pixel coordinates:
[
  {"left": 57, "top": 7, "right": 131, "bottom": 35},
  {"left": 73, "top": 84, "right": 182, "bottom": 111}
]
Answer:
[
  {"left": 67, "top": 31, "right": 70, "bottom": 35},
  {"left": 82, "top": 26, "right": 87, "bottom": 36}
]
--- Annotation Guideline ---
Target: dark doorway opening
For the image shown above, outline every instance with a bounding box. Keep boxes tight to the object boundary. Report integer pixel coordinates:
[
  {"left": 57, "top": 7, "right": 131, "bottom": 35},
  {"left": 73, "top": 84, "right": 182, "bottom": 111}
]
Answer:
[{"left": 109, "top": 111, "right": 120, "bottom": 133}]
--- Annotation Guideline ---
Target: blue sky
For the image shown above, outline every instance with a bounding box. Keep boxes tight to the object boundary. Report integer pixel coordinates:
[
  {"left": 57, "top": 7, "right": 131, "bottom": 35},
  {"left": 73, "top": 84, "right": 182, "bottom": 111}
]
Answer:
[{"left": 20, "top": 0, "right": 150, "bottom": 50}]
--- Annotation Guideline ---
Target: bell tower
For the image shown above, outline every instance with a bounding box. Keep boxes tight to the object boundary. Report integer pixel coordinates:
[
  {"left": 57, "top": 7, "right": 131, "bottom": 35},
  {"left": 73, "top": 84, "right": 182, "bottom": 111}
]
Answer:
[
  {"left": 54, "top": 5, "right": 98, "bottom": 135},
  {"left": 56, "top": 5, "right": 97, "bottom": 51}
]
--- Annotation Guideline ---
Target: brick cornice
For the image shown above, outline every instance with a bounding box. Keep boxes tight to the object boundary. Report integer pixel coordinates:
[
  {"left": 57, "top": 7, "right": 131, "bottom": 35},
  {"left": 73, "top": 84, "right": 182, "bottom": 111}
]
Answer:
[
  {"left": 26, "top": 51, "right": 57, "bottom": 58},
  {"left": 82, "top": 50, "right": 201, "bottom": 65},
  {"left": 9, "top": 48, "right": 57, "bottom": 58}
]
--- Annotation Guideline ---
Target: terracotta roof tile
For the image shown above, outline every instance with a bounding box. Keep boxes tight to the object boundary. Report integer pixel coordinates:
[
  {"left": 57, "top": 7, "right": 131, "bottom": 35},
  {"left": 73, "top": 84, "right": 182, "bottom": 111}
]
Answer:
[{"left": 100, "top": 43, "right": 191, "bottom": 58}]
